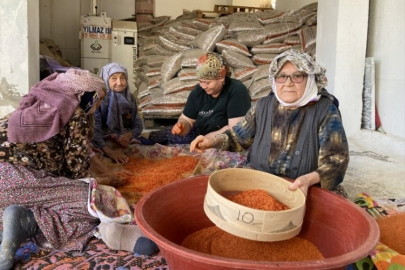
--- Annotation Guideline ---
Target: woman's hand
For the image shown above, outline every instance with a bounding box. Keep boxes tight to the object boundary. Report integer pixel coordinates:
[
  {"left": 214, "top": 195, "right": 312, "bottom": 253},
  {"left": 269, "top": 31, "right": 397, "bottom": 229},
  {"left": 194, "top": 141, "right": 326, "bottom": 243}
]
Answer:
[
  {"left": 91, "top": 156, "right": 133, "bottom": 187},
  {"left": 95, "top": 173, "right": 126, "bottom": 187},
  {"left": 117, "top": 132, "right": 133, "bottom": 147},
  {"left": 171, "top": 122, "right": 186, "bottom": 135},
  {"left": 102, "top": 146, "right": 129, "bottom": 163},
  {"left": 288, "top": 172, "right": 320, "bottom": 197},
  {"left": 190, "top": 135, "right": 217, "bottom": 153}
]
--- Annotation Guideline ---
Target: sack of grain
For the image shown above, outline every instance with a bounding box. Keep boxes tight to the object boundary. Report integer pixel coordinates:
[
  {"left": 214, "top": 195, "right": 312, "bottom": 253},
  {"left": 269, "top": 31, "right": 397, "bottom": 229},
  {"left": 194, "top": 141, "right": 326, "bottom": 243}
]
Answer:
[
  {"left": 222, "top": 49, "right": 255, "bottom": 69},
  {"left": 178, "top": 23, "right": 204, "bottom": 36},
  {"left": 142, "top": 104, "right": 184, "bottom": 117},
  {"left": 229, "top": 12, "right": 264, "bottom": 33},
  {"left": 305, "top": 14, "right": 317, "bottom": 26},
  {"left": 143, "top": 45, "right": 176, "bottom": 56},
  {"left": 178, "top": 68, "right": 197, "bottom": 81},
  {"left": 250, "top": 44, "right": 292, "bottom": 55},
  {"left": 233, "top": 67, "right": 258, "bottom": 81},
  {"left": 251, "top": 53, "right": 278, "bottom": 65},
  {"left": 192, "top": 24, "right": 226, "bottom": 52},
  {"left": 159, "top": 35, "right": 190, "bottom": 52},
  {"left": 147, "top": 55, "right": 167, "bottom": 67},
  {"left": 162, "top": 77, "right": 198, "bottom": 95},
  {"left": 181, "top": 48, "right": 207, "bottom": 67},
  {"left": 235, "top": 29, "right": 268, "bottom": 47},
  {"left": 251, "top": 89, "right": 272, "bottom": 102},
  {"left": 150, "top": 16, "right": 171, "bottom": 25},
  {"left": 299, "top": 26, "right": 317, "bottom": 51},
  {"left": 146, "top": 67, "right": 162, "bottom": 77},
  {"left": 262, "top": 31, "right": 299, "bottom": 44},
  {"left": 161, "top": 52, "right": 183, "bottom": 83},
  {"left": 249, "top": 78, "right": 272, "bottom": 96},
  {"left": 192, "top": 18, "right": 214, "bottom": 31},
  {"left": 216, "top": 39, "right": 251, "bottom": 57},
  {"left": 148, "top": 76, "right": 162, "bottom": 90},
  {"left": 252, "top": 64, "right": 270, "bottom": 82},
  {"left": 243, "top": 78, "right": 253, "bottom": 89},
  {"left": 169, "top": 26, "right": 196, "bottom": 41},
  {"left": 257, "top": 10, "right": 289, "bottom": 25},
  {"left": 264, "top": 22, "right": 302, "bottom": 39},
  {"left": 284, "top": 35, "right": 301, "bottom": 45},
  {"left": 151, "top": 91, "right": 190, "bottom": 106}
]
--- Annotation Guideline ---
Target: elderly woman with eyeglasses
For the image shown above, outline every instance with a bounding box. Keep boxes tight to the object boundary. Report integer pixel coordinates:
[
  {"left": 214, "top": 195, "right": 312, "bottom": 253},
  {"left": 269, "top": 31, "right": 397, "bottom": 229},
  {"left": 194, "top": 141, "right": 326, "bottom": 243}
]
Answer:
[{"left": 190, "top": 49, "right": 349, "bottom": 197}]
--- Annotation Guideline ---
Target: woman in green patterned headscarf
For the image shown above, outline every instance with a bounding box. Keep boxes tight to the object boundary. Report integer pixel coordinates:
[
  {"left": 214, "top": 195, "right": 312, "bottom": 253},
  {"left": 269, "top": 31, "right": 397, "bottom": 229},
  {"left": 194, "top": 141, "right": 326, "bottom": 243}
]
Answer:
[{"left": 145, "top": 52, "right": 252, "bottom": 145}]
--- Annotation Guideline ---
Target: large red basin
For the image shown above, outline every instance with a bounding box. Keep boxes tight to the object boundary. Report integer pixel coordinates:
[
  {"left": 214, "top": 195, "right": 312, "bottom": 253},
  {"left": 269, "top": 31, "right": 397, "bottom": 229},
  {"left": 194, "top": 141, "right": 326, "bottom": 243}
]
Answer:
[{"left": 135, "top": 175, "right": 379, "bottom": 270}]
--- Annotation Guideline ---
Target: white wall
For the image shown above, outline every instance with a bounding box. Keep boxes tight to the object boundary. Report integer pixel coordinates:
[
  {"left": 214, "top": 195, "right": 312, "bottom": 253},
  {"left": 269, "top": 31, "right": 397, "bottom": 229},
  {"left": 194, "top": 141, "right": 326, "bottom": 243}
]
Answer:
[
  {"left": 367, "top": 0, "right": 405, "bottom": 138},
  {"left": 39, "top": 0, "right": 135, "bottom": 67},
  {"left": 317, "top": 1, "right": 369, "bottom": 138},
  {"left": 0, "top": 0, "right": 39, "bottom": 117},
  {"left": 154, "top": 0, "right": 232, "bottom": 18},
  {"left": 274, "top": 0, "right": 317, "bottom": 11},
  {"left": 232, "top": 0, "right": 272, "bottom": 8},
  {"left": 88, "top": 0, "right": 135, "bottom": 19}
]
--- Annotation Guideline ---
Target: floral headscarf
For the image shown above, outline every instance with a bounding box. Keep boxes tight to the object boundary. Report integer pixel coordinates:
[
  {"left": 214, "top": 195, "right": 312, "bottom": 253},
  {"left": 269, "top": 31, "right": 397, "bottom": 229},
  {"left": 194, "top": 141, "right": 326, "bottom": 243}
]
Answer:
[
  {"left": 269, "top": 49, "right": 328, "bottom": 92},
  {"left": 195, "top": 52, "right": 227, "bottom": 80}
]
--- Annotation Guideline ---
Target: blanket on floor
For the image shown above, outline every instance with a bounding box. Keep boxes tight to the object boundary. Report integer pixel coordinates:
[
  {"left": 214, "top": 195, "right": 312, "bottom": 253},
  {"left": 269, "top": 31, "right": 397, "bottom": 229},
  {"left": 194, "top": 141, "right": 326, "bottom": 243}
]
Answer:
[{"left": 12, "top": 144, "right": 405, "bottom": 269}]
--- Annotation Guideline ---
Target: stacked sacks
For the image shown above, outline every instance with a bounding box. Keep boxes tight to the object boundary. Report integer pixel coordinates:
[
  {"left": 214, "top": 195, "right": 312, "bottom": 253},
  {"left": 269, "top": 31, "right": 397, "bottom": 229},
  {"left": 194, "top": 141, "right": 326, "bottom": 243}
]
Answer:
[{"left": 135, "top": 3, "right": 319, "bottom": 117}]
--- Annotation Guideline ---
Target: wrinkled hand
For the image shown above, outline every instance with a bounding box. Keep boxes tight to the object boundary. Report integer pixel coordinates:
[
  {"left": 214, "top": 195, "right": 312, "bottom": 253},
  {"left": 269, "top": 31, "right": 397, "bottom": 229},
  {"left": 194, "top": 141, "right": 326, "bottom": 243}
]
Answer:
[
  {"left": 96, "top": 172, "right": 126, "bottom": 187},
  {"left": 103, "top": 147, "right": 129, "bottom": 164},
  {"left": 117, "top": 132, "right": 133, "bottom": 147},
  {"left": 171, "top": 122, "right": 186, "bottom": 135},
  {"left": 190, "top": 135, "right": 215, "bottom": 153},
  {"left": 288, "top": 175, "right": 312, "bottom": 197}
]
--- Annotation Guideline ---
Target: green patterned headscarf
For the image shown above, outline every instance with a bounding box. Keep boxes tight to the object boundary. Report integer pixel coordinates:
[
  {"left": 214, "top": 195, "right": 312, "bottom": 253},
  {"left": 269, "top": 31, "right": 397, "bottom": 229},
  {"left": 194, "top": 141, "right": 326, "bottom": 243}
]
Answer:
[
  {"left": 195, "top": 52, "right": 227, "bottom": 80},
  {"left": 269, "top": 49, "right": 328, "bottom": 91}
]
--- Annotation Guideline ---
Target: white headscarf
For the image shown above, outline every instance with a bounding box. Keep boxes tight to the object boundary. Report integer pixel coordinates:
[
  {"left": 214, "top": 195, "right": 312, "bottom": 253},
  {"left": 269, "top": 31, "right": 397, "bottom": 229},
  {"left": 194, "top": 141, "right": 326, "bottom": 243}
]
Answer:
[{"left": 269, "top": 49, "right": 328, "bottom": 108}]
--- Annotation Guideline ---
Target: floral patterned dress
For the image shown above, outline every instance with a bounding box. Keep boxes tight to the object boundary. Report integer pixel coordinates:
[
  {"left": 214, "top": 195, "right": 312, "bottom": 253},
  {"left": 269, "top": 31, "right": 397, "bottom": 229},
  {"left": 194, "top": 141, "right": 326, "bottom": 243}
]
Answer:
[
  {"left": 0, "top": 107, "right": 92, "bottom": 179},
  {"left": 0, "top": 107, "right": 132, "bottom": 251}
]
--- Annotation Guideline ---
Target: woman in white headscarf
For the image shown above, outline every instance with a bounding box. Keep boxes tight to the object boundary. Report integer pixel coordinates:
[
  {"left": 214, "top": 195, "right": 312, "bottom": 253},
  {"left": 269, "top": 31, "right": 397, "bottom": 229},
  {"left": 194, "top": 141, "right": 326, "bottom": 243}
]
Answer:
[
  {"left": 190, "top": 49, "right": 349, "bottom": 197},
  {"left": 92, "top": 62, "right": 143, "bottom": 164}
]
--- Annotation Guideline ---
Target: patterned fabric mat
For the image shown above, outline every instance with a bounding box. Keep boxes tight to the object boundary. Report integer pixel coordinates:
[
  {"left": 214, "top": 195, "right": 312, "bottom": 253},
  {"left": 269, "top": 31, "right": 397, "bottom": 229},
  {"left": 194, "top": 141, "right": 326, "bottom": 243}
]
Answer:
[
  {"left": 10, "top": 144, "right": 405, "bottom": 269},
  {"left": 15, "top": 238, "right": 168, "bottom": 270},
  {"left": 348, "top": 193, "right": 405, "bottom": 270}
]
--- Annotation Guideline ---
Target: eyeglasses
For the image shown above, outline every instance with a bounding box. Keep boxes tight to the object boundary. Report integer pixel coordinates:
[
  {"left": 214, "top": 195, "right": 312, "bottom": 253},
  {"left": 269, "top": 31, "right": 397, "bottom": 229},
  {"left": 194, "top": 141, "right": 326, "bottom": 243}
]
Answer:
[{"left": 274, "top": 74, "right": 307, "bottom": 83}]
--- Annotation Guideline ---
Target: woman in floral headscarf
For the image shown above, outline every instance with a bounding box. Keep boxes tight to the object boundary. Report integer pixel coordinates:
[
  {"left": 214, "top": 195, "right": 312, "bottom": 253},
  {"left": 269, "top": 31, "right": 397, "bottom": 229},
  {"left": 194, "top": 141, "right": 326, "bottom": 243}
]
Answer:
[
  {"left": 191, "top": 49, "right": 349, "bottom": 197},
  {"left": 145, "top": 52, "right": 252, "bottom": 145},
  {"left": 92, "top": 62, "right": 143, "bottom": 163}
]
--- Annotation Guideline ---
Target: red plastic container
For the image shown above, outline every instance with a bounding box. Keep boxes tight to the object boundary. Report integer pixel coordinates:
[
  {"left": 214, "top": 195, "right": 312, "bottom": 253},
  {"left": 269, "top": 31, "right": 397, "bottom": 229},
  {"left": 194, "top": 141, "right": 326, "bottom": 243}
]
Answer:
[{"left": 135, "top": 175, "right": 379, "bottom": 270}]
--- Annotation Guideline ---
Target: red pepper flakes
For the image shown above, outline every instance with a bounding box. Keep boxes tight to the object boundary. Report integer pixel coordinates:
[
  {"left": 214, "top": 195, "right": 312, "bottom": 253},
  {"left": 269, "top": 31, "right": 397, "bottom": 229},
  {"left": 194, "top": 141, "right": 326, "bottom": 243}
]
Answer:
[
  {"left": 376, "top": 212, "right": 405, "bottom": 255},
  {"left": 224, "top": 189, "right": 290, "bottom": 211},
  {"left": 182, "top": 226, "right": 324, "bottom": 261}
]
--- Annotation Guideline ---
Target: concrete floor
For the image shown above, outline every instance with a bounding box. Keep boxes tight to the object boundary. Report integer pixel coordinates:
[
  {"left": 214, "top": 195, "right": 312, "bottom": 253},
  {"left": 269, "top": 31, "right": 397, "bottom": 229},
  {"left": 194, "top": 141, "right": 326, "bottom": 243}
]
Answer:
[{"left": 344, "top": 130, "right": 405, "bottom": 200}]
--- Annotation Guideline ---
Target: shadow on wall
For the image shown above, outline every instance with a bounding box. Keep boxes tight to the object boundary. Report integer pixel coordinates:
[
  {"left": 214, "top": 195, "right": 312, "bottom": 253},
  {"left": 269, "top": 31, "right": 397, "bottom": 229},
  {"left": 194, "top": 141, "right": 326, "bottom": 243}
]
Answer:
[{"left": 0, "top": 77, "right": 21, "bottom": 108}]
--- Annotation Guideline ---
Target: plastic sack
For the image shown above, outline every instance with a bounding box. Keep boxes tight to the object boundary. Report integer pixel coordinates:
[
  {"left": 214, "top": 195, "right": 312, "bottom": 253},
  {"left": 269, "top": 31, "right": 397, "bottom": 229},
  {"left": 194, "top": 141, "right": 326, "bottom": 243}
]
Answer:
[
  {"left": 216, "top": 39, "right": 252, "bottom": 57},
  {"left": 222, "top": 49, "right": 255, "bottom": 69},
  {"left": 161, "top": 52, "right": 183, "bottom": 83},
  {"left": 192, "top": 24, "right": 226, "bottom": 52},
  {"left": 162, "top": 77, "right": 198, "bottom": 95}
]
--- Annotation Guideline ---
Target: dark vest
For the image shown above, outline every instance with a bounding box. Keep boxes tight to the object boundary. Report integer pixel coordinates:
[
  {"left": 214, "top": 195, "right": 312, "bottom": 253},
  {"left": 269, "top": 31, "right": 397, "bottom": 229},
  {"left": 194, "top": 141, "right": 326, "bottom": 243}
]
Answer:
[{"left": 248, "top": 91, "right": 336, "bottom": 179}]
